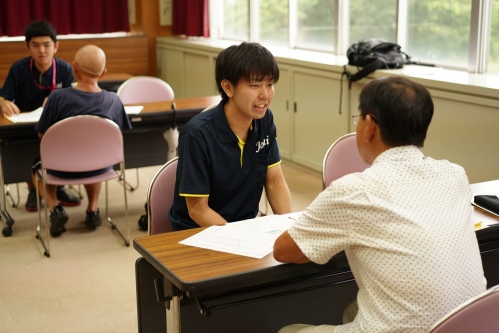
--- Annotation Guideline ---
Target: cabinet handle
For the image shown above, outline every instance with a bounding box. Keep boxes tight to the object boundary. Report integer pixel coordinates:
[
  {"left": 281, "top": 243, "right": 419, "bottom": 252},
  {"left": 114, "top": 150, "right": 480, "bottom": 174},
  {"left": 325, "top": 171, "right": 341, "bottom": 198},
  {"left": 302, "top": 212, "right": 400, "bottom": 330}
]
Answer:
[
  {"left": 286, "top": 100, "right": 289, "bottom": 111},
  {"left": 294, "top": 102, "right": 297, "bottom": 113}
]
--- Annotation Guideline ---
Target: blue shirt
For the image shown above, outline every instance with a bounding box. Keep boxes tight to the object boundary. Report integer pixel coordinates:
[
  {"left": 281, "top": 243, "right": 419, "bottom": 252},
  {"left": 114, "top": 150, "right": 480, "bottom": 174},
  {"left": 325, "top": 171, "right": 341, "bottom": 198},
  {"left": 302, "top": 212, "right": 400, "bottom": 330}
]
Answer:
[
  {"left": 35, "top": 87, "right": 132, "bottom": 134},
  {"left": 0, "top": 57, "right": 74, "bottom": 112},
  {"left": 170, "top": 101, "right": 281, "bottom": 230}
]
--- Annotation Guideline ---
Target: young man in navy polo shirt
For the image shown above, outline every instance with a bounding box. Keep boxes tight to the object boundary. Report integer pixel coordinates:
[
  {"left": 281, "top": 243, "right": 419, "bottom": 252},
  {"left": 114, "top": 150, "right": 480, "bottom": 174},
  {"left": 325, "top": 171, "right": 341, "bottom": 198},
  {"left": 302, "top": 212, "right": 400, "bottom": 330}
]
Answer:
[
  {"left": 0, "top": 19, "right": 81, "bottom": 211},
  {"left": 169, "top": 42, "right": 292, "bottom": 230}
]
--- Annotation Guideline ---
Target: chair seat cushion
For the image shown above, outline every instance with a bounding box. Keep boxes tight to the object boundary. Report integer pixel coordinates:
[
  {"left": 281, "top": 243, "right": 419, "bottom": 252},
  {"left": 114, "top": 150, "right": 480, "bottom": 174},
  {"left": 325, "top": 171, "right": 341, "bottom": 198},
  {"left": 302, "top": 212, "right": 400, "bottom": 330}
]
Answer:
[{"left": 41, "top": 169, "right": 120, "bottom": 186}]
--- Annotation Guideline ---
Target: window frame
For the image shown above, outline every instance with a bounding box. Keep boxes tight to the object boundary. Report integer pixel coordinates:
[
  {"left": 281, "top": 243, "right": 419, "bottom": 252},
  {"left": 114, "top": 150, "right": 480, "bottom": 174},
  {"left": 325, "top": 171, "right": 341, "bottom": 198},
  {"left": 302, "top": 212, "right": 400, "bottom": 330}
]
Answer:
[{"left": 213, "top": 0, "right": 494, "bottom": 74}]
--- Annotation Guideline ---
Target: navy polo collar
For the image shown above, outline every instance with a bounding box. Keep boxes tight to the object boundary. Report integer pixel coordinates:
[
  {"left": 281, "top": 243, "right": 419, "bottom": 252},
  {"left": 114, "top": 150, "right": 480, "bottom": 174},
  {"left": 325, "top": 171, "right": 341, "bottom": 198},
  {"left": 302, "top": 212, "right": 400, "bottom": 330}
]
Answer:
[{"left": 213, "top": 101, "right": 260, "bottom": 143}]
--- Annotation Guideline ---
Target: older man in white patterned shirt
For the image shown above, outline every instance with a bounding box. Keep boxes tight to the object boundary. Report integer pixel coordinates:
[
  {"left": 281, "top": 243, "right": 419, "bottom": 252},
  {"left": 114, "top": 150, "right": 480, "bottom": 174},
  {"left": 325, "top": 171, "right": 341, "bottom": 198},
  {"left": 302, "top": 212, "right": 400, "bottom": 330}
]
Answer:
[{"left": 274, "top": 76, "right": 486, "bottom": 333}]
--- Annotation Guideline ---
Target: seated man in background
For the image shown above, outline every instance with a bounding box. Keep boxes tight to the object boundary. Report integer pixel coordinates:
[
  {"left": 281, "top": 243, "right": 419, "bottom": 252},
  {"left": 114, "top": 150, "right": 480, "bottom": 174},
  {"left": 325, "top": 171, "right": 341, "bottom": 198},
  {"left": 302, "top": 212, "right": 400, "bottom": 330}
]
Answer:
[
  {"left": 169, "top": 42, "right": 292, "bottom": 231},
  {"left": 0, "top": 19, "right": 81, "bottom": 211},
  {"left": 274, "top": 76, "right": 486, "bottom": 333},
  {"left": 33, "top": 44, "right": 131, "bottom": 237}
]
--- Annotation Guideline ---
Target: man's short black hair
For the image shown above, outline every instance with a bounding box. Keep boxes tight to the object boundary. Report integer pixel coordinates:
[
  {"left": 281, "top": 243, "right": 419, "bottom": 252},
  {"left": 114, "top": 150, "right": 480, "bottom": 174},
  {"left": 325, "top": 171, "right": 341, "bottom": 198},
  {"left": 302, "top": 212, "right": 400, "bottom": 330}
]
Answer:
[
  {"left": 25, "top": 19, "right": 57, "bottom": 44},
  {"left": 215, "top": 42, "right": 280, "bottom": 102},
  {"left": 358, "top": 76, "right": 434, "bottom": 148}
]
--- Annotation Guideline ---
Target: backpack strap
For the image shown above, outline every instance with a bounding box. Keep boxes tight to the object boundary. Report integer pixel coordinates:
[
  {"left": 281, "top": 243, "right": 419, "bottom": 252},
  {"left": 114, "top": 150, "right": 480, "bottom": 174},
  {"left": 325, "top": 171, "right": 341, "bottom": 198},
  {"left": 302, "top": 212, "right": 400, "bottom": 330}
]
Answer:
[{"left": 344, "top": 58, "right": 385, "bottom": 82}]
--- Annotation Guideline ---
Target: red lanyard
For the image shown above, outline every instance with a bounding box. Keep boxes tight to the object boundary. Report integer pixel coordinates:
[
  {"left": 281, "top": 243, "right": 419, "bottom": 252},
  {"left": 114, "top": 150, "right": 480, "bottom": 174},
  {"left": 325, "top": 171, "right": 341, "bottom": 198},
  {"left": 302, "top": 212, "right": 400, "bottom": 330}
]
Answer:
[{"left": 30, "top": 57, "right": 56, "bottom": 92}]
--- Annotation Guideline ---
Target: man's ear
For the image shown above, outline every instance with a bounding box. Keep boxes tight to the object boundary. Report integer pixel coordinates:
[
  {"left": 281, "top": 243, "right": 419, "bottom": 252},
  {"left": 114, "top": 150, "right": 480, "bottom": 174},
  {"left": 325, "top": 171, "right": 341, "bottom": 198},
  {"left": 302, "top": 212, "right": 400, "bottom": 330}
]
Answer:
[
  {"left": 53, "top": 41, "right": 60, "bottom": 54},
  {"left": 364, "top": 114, "right": 378, "bottom": 143},
  {"left": 221, "top": 79, "right": 234, "bottom": 98},
  {"left": 99, "top": 68, "right": 107, "bottom": 79}
]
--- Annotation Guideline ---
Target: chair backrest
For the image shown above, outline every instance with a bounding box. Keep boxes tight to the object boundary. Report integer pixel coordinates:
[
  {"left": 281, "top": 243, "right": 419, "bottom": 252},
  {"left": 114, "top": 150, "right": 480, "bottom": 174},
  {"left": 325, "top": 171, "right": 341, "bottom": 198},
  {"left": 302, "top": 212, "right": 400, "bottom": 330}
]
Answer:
[
  {"left": 40, "top": 115, "right": 124, "bottom": 172},
  {"left": 147, "top": 157, "right": 178, "bottom": 235},
  {"left": 427, "top": 285, "right": 499, "bottom": 333},
  {"left": 322, "top": 132, "right": 371, "bottom": 189},
  {"left": 116, "top": 76, "right": 174, "bottom": 104}
]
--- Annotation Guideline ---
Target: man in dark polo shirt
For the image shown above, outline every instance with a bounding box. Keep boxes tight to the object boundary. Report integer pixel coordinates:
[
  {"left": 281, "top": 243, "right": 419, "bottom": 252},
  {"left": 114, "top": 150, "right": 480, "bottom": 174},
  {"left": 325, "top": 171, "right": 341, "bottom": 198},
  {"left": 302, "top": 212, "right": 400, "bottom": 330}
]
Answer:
[
  {"left": 169, "top": 42, "right": 292, "bottom": 231},
  {"left": 0, "top": 19, "right": 81, "bottom": 211}
]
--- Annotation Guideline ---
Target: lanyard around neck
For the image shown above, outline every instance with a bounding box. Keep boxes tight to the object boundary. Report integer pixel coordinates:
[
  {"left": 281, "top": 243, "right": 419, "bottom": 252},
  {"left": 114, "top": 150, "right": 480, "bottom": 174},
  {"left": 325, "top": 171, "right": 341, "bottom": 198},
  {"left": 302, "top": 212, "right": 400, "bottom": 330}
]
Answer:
[{"left": 30, "top": 57, "right": 56, "bottom": 92}]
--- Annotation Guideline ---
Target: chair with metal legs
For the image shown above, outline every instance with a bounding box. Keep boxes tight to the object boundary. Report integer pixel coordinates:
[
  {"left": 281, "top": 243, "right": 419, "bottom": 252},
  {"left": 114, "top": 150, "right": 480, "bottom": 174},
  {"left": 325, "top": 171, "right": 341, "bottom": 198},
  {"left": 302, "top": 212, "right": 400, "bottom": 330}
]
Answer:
[
  {"left": 34, "top": 115, "right": 129, "bottom": 257},
  {"left": 117, "top": 76, "right": 175, "bottom": 191}
]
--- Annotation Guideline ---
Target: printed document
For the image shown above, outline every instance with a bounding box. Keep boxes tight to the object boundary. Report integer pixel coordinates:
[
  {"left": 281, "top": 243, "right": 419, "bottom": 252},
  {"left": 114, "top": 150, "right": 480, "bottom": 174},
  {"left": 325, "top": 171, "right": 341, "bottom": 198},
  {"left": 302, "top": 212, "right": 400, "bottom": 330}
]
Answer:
[
  {"left": 5, "top": 107, "right": 43, "bottom": 123},
  {"left": 179, "top": 212, "right": 302, "bottom": 259},
  {"left": 124, "top": 105, "right": 143, "bottom": 114}
]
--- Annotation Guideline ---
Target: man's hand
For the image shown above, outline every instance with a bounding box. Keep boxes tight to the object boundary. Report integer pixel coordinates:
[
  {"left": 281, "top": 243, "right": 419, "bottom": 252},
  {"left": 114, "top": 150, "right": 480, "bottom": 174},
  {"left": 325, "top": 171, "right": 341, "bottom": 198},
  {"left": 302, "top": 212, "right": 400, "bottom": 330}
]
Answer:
[{"left": 0, "top": 99, "right": 20, "bottom": 117}]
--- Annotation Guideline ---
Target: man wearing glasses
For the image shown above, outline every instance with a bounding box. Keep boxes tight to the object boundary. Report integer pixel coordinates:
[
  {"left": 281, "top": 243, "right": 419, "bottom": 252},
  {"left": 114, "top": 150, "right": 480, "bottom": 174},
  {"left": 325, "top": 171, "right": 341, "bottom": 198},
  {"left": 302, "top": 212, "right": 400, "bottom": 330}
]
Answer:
[
  {"left": 0, "top": 19, "right": 81, "bottom": 211},
  {"left": 274, "top": 76, "right": 486, "bottom": 333}
]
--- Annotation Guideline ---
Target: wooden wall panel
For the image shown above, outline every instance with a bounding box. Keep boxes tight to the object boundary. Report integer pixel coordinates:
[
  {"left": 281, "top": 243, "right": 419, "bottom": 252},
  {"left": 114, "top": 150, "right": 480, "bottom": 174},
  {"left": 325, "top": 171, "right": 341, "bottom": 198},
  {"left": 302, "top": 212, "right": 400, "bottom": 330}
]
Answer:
[{"left": 0, "top": 35, "right": 149, "bottom": 86}]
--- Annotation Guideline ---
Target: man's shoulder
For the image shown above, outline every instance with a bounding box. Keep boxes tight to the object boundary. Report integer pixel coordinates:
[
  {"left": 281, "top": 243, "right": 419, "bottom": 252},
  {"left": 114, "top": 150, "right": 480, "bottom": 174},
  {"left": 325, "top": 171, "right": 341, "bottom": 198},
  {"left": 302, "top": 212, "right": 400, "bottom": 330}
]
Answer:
[
  {"left": 54, "top": 57, "right": 71, "bottom": 65},
  {"left": 54, "top": 57, "right": 72, "bottom": 70},
  {"left": 51, "top": 87, "right": 74, "bottom": 97},
  {"left": 184, "top": 107, "right": 217, "bottom": 132},
  {"left": 10, "top": 57, "right": 31, "bottom": 71}
]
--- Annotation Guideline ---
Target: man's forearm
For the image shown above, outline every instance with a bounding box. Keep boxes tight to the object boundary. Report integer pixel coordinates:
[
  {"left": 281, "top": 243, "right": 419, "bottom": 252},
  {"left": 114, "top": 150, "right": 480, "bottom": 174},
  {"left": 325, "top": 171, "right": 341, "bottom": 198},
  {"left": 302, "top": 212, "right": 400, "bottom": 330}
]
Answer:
[
  {"left": 266, "top": 179, "right": 292, "bottom": 215},
  {"left": 185, "top": 196, "right": 228, "bottom": 227}
]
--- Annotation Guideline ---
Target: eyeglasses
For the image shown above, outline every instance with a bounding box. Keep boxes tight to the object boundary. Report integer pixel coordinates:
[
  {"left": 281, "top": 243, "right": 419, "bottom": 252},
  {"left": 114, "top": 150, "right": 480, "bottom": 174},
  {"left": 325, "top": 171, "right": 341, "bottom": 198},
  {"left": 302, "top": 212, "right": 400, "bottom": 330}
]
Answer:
[
  {"left": 352, "top": 114, "right": 361, "bottom": 125},
  {"left": 351, "top": 114, "right": 377, "bottom": 125}
]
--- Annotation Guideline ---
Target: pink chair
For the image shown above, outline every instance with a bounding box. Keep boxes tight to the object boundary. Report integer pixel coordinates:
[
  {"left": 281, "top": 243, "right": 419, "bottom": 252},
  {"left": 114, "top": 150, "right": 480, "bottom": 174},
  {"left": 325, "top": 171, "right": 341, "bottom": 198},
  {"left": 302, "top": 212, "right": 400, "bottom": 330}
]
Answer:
[
  {"left": 147, "top": 157, "right": 178, "bottom": 235},
  {"left": 35, "top": 115, "right": 129, "bottom": 257},
  {"left": 117, "top": 76, "right": 175, "bottom": 191},
  {"left": 322, "top": 132, "right": 371, "bottom": 189},
  {"left": 427, "top": 285, "right": 499, "bottom": 333},
  {"left": 116, "top": 75, "right": 175, "bottom": 191},
  {"left": 116, "top": 76, "right": 174, "bottom": 104}
]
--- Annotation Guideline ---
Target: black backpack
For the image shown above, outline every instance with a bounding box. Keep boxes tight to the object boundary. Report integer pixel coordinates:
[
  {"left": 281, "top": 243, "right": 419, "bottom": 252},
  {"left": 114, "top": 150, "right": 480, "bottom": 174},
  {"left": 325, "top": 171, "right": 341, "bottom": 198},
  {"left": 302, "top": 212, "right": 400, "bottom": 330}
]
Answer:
[{"left": 343, "top": 38, "right": 411, "bottom": 82}]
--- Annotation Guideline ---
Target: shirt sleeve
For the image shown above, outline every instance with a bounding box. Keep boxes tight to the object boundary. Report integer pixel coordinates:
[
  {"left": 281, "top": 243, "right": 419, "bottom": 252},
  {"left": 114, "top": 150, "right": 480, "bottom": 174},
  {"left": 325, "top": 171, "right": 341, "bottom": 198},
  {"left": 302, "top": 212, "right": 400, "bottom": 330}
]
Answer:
[
  {"left": 110, "top": 93, "right": 132, "bottom": 130},
  {"left": 288, "top": 183, "right": 356, "bottom": 264},
  {"left": 177, "top": 132, "right": 211, "bottom": 196},
  {"left": 0, "top": 66, "right": 18, "bottom": 101},
  {"left": 35, "top": 93, "right": 59, "bottom": 134}
]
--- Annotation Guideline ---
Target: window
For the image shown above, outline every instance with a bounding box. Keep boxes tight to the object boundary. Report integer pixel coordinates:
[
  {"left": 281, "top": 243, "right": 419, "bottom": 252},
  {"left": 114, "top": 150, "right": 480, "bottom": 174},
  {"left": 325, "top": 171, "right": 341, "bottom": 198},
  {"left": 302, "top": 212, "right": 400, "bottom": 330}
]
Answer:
[
  {"left": 489, "top": 0, "right": 499, "bottom": 73},
  {"left": 216, "top": 0, "right": 496, "bottom": 74},
  {"left": 349, "top": 0, "right": 397, "bottom": 44},
  {"left": 260, "top": 0, "right": 289, "bottom": 47},
  {"left": 406, "top": 0, "right": 472, "bottom": 68},
  {"left": 222, "top": 0, "right": 249, "bottom": 41},
  {"left": 295, "top": 0, "right": 336, "bottom": 52}
]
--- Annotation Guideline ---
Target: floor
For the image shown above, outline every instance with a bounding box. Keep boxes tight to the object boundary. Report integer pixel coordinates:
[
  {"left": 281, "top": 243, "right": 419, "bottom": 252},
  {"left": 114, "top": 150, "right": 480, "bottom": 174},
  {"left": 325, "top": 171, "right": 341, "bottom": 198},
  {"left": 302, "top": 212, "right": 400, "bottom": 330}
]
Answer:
[{"left": 0, "top": 161, "right": 323, "bottom": 333}]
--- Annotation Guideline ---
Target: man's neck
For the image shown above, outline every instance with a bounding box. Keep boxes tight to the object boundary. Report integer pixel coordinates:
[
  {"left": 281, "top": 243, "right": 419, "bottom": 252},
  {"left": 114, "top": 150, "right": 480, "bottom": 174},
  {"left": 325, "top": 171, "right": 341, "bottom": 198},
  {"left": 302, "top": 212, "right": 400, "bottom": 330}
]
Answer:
[
  {"left": 33, "top": 59, "right": 53, "bottom": 74},
  {"left": 74, "top": 78, "right": 102, "bottom": 93},
  {"left": 224, "top": 101, "right": 252, "bottom": 142}
]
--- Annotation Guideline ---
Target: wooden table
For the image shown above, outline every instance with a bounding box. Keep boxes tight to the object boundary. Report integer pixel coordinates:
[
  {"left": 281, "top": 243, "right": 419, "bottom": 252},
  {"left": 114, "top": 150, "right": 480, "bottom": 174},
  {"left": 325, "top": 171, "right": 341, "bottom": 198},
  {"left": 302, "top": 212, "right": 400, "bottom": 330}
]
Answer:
[
  {"left": 0, "top": 95, "right": 221, "bottom": 236},
  {"left": 134, "top": 227, "right": 357, "bottom": 333},
  {"left": 134, "top": 182, "right": 499, "bottom": 333}
]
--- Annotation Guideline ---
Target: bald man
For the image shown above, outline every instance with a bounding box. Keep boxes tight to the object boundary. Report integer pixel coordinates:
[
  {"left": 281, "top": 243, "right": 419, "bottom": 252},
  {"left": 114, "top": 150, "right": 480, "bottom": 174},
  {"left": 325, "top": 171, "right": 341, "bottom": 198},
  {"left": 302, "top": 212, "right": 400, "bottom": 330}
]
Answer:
[{"left": 33, "top": 44, "right": 132, "bottom": 237}]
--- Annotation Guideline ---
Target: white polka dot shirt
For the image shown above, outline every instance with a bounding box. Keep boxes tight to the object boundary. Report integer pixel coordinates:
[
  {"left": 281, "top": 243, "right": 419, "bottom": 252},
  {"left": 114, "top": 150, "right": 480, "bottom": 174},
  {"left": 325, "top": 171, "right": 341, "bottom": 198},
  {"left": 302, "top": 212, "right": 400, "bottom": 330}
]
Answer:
[{"left": 288, "top": 146, "right": 487, "bottom": 333}]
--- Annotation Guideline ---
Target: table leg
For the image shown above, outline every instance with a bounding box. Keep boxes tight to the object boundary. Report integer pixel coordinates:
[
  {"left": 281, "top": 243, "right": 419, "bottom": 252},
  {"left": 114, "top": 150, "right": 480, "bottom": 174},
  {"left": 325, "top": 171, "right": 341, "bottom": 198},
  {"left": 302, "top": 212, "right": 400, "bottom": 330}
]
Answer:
[{"left": 166, "top": 296, "right": 181, "bottom": 333}]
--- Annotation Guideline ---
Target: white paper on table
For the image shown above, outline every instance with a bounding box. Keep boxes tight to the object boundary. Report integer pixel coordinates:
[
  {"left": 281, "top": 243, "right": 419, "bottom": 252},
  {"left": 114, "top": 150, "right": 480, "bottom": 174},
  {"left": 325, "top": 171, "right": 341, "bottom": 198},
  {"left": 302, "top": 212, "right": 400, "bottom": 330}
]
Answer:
[
  {"left": 5, "top": 107, "right": 43, "bottom": 123},
  {"left": 124, "top": 105, "right": 143, "bottom": 114},
  {"left": 179, "top": 212, "right": 302, "bottom": 259}
]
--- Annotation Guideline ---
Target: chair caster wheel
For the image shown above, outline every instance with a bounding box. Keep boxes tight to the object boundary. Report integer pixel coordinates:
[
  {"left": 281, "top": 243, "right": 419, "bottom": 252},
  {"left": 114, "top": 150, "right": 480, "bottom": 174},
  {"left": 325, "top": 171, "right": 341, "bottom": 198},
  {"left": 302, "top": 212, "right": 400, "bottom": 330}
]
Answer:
[{"left": 2, "top": 226, "right": 12, "bottom": 237}]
